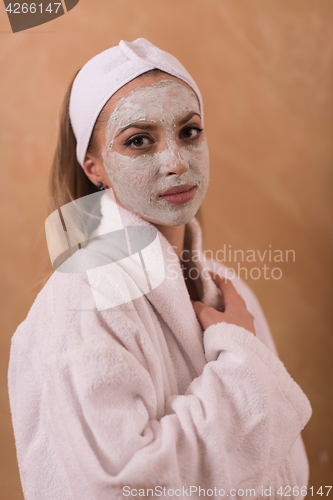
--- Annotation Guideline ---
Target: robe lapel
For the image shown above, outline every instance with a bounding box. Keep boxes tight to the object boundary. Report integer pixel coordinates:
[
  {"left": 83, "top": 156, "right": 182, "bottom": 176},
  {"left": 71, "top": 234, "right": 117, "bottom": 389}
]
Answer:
[
  {"left": 114, "top": 205, "right": 207, "bottom": 375},
  {"left": 98, "top": 195, "right": 221, "bottom": 377}
]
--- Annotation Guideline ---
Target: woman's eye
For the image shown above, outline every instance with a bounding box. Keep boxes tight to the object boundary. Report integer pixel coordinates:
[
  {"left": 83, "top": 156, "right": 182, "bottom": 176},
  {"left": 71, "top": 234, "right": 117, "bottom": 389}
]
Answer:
[
  {"left": 181, "top": 126, "right": 203, "bottom": 140},
  {"left": 124, "top": 135, "right": 153, "bottom": 149}
]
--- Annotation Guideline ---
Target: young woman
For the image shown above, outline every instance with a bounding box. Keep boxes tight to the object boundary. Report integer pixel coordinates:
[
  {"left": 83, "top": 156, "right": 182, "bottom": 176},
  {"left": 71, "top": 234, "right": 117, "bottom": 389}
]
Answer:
[{"left": 8, "top": 38, "right": 311, "bottom": 500}]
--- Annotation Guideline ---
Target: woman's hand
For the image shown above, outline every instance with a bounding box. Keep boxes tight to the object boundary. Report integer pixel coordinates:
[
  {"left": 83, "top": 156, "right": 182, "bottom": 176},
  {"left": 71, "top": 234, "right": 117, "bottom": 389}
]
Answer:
[{"left": 192, "top": 273, "right": 256, "bottom": 335}]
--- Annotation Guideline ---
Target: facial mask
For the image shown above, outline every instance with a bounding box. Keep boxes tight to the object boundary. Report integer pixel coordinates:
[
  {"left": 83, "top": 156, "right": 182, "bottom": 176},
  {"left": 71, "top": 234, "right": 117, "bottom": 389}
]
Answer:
[{"left": 102, "top": 80, "right": 210, "bottom": 226}]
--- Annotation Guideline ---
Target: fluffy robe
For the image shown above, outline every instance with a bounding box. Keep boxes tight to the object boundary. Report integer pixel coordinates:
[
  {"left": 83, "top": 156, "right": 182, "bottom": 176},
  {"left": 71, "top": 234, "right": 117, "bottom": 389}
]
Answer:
[{"left": 8, "top": 199, "right": 312, "bottom": 500}]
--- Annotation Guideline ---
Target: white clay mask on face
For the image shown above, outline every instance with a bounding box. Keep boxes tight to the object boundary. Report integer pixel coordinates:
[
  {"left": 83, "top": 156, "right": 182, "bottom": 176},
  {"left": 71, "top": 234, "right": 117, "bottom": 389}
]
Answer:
[{"left": 101, "top": 79, "right": 210, "bottom": 226}]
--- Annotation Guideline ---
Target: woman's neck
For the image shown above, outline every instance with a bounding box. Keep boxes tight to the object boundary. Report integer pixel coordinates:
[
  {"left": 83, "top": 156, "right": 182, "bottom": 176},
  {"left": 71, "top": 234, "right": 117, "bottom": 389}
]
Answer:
[
  {"left": 154, "top": 221, "right": 201, "bottom": 301},
  {"left": 153, "top": 223, "right": 185, "bottom": 261}
]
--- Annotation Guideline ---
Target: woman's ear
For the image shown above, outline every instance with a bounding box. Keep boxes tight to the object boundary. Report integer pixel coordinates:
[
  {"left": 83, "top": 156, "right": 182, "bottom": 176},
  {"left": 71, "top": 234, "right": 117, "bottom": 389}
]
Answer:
[
  {"left": 82, "top": 154, "right": 108, "bottom": 187},
  {"left": 82, "top": 154, "right": 100, "bottom": 183}
]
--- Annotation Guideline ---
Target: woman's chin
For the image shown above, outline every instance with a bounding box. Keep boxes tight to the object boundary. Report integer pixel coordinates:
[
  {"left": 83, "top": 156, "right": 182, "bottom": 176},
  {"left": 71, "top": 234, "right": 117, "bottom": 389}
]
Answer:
[
  {"left": 116, "top": 186, "right": 206, "bottom": 227},
  {"left": 138, "top": 203, "right": 201, "bottom": 227}
]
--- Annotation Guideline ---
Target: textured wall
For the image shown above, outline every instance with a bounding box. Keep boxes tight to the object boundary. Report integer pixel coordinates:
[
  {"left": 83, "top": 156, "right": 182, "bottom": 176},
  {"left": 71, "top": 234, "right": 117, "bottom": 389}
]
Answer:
[{"left": 1, "top": 1, "right": 332, "bottom": 498}]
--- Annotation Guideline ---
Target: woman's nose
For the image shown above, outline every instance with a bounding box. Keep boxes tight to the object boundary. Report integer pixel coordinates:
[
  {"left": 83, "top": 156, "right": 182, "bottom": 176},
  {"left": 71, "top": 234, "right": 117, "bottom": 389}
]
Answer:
[{"left": 164, "top": 148, "right": 189, "bottom": 177}]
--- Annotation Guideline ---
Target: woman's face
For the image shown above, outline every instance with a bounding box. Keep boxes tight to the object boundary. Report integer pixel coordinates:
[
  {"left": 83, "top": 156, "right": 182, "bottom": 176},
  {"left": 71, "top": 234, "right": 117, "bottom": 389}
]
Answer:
[{"left": 95, "top": 73, "right": 210, "bottom": 226}]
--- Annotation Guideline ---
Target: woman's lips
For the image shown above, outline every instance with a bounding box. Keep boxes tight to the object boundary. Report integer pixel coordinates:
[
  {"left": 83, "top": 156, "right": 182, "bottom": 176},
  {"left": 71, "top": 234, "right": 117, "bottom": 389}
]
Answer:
[{"left": 159, "top": 184, "right": 196, "bottom": 205}]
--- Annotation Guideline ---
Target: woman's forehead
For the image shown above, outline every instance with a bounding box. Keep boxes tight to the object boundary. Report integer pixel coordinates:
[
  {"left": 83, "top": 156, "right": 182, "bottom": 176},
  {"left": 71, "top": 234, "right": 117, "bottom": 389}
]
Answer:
[{"left": 104, "top": 74, "right": 200, "bottom": 119}]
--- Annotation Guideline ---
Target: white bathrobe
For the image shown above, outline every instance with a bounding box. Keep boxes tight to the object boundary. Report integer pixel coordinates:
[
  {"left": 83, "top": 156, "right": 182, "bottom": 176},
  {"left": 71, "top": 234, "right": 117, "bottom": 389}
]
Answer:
[{"left": 8, "top": 196, "right": 312, "bottom": 500}]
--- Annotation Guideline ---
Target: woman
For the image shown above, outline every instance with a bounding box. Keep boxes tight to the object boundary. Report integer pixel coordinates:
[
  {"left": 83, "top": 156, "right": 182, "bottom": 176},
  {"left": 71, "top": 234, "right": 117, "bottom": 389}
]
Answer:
[{"left": 8, "top": 38, "right": 311, "bottom": 499}]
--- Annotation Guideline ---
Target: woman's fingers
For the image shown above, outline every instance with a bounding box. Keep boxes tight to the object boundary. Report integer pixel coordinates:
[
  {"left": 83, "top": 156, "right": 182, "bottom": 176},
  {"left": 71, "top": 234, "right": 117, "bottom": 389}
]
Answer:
[
  {"left": 192, "top": 273, "right": 256, "bottom": 335},
  {"left": 192, "top": 301, "right": 225, "bottom": 331},
  {"left": 209, "top": 272, "right": 239, "bottom": 306},
  {"left": 210, "top": 273, "right": 253, "bottom": 316},
  {"left": 192, "top": 300, "right": 205, "bottom": 317}
]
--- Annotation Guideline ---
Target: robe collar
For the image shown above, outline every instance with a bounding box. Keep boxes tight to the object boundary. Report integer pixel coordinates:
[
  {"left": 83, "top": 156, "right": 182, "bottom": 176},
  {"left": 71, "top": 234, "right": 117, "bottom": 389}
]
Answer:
[{"left": 100, "top": 196, "right": 223, "bottom": 374}]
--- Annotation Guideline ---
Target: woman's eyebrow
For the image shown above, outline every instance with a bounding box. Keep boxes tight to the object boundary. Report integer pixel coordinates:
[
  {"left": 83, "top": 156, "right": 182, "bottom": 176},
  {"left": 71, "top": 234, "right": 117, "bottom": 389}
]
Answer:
[
  {"left": 177, "top": 111, "right": 201, "bottom": 126},
  {"left": 114, "top": 111, "right": 201, "bottom": 139},
  {"left": 115, "top": 121, "right": 157, "bottom": 138}
]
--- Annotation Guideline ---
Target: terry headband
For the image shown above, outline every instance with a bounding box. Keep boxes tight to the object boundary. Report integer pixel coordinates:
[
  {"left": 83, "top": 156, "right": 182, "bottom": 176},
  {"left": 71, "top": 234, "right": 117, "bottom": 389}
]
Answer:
[{"left": 69, "top": 38, "right": 204, "bottom": 166}]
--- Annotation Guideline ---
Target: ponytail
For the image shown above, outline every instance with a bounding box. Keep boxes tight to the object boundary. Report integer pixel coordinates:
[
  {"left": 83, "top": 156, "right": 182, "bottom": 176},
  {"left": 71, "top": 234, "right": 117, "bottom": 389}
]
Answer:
[{"left": 48, "top": 75, "right": 100, "bottom": 215}]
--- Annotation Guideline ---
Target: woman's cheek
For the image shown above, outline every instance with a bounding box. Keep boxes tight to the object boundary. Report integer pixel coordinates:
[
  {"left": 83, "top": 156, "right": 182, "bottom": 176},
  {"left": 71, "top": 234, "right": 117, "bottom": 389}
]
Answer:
[
  {"left": 102, "top": 150, "right": 128, "bottom": 176},
  {"left": 102, "top": 152, "right": 155, "bottom": 201},
  {"left": 182, "top": 141, "right": 210, "bottom": 178}
]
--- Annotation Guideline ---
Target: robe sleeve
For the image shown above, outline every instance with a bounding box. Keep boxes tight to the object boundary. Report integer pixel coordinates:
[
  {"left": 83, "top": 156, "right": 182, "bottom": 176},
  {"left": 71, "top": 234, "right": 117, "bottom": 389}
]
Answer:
[
  {"left": 205, "top": 260, "right": 311, "bottom": 495},
  {"left": 8, "top": 269, "right": 312, "bottom": 500},
  {"left": 33, "top": 312, "right": 311, "bottom": 499}
]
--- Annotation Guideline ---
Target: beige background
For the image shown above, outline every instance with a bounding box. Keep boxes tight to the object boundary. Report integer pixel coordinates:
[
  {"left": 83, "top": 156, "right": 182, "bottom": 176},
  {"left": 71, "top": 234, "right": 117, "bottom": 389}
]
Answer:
[{"left": 1, "top": 0, "right": 332, "bottom": 498}]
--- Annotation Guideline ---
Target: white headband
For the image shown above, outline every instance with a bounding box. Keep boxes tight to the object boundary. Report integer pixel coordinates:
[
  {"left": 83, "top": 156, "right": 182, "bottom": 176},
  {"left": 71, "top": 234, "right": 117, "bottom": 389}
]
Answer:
[{"left": 69, "top": 38, "right": 204, "bottom": 166}]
